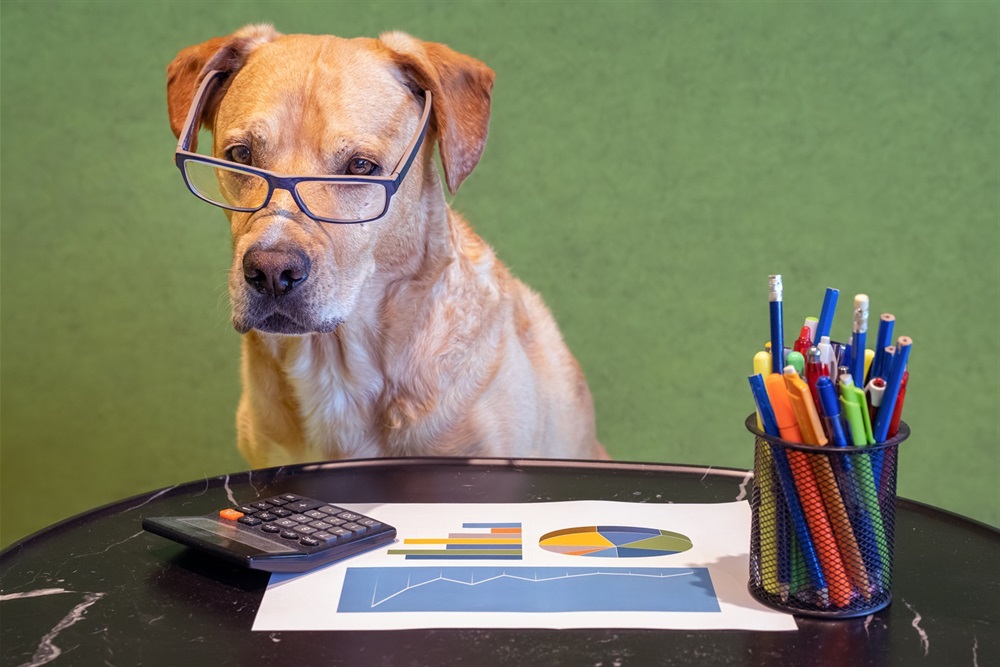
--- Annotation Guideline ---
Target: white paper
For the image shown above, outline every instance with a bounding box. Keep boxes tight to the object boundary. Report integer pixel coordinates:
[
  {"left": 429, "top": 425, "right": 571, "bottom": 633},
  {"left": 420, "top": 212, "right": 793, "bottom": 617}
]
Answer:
[{"left": 253, "top": 500, "right": 797, "bottom": 631}]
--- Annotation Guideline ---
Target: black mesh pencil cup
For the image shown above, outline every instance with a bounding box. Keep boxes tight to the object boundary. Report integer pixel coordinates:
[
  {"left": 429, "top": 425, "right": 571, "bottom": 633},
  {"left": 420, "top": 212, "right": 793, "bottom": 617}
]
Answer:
[{"left": 745, "top": 414, "right": 909, "bottom": 618}]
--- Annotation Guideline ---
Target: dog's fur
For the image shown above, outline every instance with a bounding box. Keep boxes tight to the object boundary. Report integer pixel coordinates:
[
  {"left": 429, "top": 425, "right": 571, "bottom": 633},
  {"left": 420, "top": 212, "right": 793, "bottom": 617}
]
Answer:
[{"left": 167, "top": 25, "right": 606, "bottom": 467}]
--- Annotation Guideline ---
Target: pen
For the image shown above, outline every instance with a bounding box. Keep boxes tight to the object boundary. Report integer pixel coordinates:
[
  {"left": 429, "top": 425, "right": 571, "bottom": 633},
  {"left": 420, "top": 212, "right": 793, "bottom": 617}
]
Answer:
[
  {"left": 769, "top": 276, "right": 785, "bottom": 374},
  {"left": 815, "top": 287, "right": 839, "bottom": 346},
  {"left": 863, "top": 348, "right": 875, "bottom": 384},
  {"left": 793, "top": 325, "right": 813, "bottom": 355},
  {"left": 870, "top": 314, "right": 895, "bottom": 383},
  {"left": 866, "top": 377, "right": 886, "bottom": 424},
  {"left": 816, "top": 377, "right": 848, "bottom": 447},
  {"left": 804, "top": 346, "right": 828, "bottom": 405},
  {"left": 817, "top": 336, "right": 835, "bottom": 378},
  {"left": 850, "top": 295, "right": 869, "bottom": 389},
  {"left": 888, "top": 371, "right": 909, "bottom": 439},
  {"left": 804, "top": 316, "right": 819, "bottom": 344}
]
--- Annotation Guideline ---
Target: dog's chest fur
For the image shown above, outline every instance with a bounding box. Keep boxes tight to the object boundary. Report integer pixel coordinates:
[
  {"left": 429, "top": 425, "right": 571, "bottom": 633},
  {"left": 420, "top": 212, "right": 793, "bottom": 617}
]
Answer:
[{"left": 278, "top": 332, "right": 386, "bottom": 459}]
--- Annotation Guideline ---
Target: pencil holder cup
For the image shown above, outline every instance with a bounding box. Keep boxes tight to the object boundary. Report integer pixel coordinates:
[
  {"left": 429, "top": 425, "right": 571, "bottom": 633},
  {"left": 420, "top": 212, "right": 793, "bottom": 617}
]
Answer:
[{"left": 745, "top": 414, "right": 909, "bottom": 618}]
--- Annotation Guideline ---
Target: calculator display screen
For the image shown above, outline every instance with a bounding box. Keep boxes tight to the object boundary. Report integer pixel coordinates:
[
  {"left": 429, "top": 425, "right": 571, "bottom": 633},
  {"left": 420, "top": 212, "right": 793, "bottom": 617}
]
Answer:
[{"left": 178, "top": 517, "right": 298, "bottom": 554}]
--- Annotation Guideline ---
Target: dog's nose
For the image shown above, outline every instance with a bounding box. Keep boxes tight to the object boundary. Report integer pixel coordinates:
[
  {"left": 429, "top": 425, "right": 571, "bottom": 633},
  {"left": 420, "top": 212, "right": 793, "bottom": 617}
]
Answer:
[{"left": 242, "top": 247, "right": 310, "bottom": 298}]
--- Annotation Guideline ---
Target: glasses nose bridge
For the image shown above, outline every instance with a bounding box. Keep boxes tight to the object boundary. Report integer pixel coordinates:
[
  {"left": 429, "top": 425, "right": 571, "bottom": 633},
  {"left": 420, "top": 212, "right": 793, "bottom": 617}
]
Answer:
[{"left": 264, "top": 177, "right": 306, "bottom": 215}]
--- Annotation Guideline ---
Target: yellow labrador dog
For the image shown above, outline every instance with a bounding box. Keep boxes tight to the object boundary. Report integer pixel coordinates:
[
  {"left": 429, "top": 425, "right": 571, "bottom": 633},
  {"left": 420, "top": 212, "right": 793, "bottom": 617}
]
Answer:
[{"left": 167, "top": 25, "right": 606, "bottom": 467}]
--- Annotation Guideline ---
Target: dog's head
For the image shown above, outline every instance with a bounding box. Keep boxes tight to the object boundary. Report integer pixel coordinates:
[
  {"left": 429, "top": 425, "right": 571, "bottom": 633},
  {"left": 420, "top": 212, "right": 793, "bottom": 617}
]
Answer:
[{"left": 167, "top": 26, "right": 494, "bottom": 335}]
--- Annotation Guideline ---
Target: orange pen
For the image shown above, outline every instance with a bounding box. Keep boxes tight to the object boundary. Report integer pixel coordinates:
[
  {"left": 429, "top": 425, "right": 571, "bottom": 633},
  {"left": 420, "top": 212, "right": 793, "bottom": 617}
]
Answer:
[
  {"left": 765, "top": 373, "right": 850, "bottom": 607},
  {"left": 784, "top": 367, "right": 869, "bottom": 600}
]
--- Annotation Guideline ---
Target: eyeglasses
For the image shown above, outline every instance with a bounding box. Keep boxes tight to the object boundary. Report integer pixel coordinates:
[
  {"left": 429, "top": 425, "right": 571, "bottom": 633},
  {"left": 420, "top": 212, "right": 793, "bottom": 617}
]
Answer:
[{"left": 174, "top": 69, "right": 432, "bottom": 224}]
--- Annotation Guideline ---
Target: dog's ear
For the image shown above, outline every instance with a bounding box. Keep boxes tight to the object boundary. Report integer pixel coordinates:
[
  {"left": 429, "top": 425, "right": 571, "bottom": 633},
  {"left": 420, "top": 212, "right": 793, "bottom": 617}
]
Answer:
[
  {"left": 166, "top": 24, "right": 281, "bottom": 148},
  {"left": 379, "top": 32, "right": 495, "bottom": 194}
]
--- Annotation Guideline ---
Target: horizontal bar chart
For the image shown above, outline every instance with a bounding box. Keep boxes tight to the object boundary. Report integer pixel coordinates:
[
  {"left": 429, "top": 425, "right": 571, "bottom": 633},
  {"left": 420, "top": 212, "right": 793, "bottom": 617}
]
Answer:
[{"left": 389, "top": 522, "right": 523, "bottom": 560}]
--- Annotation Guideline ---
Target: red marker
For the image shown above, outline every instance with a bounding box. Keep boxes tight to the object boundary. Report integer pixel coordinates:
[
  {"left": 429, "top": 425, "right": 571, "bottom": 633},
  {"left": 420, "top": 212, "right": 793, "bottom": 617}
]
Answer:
[
  {"left": 888, "top": 371, "right": 909, "bottom": 438},
  {"left": 793, "top": 326, "right": 813, "bottom": 355},
  {"left": 804, "top": 346, "right": 829, "bottom": 406}
]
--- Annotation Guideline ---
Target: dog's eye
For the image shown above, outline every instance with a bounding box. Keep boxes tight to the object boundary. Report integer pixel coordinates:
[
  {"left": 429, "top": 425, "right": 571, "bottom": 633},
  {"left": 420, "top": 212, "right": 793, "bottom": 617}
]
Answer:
[
  {"left": 226, "top": 145, "right": 253, "bottom": 165},
  {"left": 347, "top": 158, "right": 377, "bottom": 176}
]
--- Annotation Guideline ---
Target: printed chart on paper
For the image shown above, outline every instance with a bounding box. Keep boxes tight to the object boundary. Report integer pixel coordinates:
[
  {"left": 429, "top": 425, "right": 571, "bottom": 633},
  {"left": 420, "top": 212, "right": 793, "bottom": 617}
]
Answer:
[{"left": 253, "top": 500, "right": 797, "bottom": 631}]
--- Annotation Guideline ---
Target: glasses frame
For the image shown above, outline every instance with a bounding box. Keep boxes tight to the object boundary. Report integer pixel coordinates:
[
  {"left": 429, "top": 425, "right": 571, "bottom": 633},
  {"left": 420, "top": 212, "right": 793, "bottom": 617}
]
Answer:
[{"left": 174, "top": 69, "right": 432, "bottom": 224}]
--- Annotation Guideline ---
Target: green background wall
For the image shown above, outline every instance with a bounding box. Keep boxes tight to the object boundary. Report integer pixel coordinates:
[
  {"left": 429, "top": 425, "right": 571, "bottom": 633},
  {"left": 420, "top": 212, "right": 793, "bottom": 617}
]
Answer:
[{"left": 1, "top": 1, "right": 997, "bottom": 548}]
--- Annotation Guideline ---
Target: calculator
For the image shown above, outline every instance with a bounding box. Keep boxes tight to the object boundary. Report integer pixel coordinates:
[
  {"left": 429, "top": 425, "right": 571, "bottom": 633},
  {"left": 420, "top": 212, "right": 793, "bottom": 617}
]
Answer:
[{"left": 143, "top": 494, "right": 396, "bottom": 573}]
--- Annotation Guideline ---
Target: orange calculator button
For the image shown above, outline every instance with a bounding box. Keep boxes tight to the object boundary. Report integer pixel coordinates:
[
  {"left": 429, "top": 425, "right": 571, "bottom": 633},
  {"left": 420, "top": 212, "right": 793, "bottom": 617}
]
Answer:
[{"left": 219, "top": 509, "right": 244, "bottom": 521}]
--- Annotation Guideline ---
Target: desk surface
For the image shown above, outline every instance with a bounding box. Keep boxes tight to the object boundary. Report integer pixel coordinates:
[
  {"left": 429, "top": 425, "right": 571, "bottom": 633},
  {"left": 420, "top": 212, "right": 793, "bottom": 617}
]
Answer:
[{"left": 2, "top": 459, "right": 997, "bottom": 666}]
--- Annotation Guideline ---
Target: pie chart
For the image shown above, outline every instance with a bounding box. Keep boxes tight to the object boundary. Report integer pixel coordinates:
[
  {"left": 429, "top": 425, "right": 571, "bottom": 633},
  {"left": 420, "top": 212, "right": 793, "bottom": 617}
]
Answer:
[{"left": 538, "top": 526, "right": 693, "bottom": 558}]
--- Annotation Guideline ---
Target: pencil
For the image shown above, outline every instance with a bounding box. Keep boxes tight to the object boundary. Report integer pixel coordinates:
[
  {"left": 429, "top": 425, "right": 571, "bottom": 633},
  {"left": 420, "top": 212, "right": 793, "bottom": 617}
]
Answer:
[
  {"left": 769, "top": 276, "right": 785, "bottom": 373},
  {"left": 815, "top": 287, "right": 839, "bottom": 346}
]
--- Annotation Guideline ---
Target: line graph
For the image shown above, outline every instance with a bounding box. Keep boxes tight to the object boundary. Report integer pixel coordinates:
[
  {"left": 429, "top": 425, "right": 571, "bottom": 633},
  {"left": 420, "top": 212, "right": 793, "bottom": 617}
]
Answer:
[{"left": 337, "top": 567, "right": 720, "bottom": 613}]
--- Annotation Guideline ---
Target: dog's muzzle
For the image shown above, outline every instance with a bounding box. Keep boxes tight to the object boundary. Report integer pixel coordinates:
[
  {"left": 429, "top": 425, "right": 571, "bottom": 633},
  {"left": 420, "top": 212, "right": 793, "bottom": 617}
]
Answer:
[{"left": 233, "top": 245, "right": 336, "bottom": 335}]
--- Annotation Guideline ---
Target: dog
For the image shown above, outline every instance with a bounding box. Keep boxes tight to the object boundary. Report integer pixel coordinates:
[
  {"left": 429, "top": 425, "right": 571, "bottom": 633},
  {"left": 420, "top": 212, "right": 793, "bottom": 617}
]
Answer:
[{"left": 166, "top": 25, "right": 607, "bottom": 467}]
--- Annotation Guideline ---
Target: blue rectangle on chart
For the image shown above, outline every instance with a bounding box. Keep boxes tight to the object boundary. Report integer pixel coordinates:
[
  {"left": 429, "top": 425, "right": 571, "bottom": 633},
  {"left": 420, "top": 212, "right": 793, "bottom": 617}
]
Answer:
[{"left": 337, "top": 566, "right": 720, "bottom": 613}]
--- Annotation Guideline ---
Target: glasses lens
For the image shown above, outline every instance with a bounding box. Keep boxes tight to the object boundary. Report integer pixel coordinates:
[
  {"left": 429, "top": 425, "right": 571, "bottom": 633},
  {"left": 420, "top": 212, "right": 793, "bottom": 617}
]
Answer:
[
  {"left": 294, "top": 181, "right": 387, "bottom": 222},
  {"left": 184, "top": 160, "right": 269, "bottom": 211}
]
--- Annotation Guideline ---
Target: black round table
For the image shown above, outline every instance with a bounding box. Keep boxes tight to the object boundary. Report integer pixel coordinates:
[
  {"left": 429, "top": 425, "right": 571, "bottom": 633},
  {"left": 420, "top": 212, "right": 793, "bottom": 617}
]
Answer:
[{"left": 2, "top": 459, "right": 997, "bottom": 666}]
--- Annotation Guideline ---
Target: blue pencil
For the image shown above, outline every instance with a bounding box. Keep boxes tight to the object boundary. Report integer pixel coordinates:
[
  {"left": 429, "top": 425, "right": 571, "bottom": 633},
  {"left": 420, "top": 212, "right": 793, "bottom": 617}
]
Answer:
[
  {"left": 872, "top": 336, "right": 912, "bottom": 443},
  {"left": 869, "top": 314, "right": 895, "bottom": 383},
  {"left": 748, "top": 375, "right": 828, "bottom": 602},
  {"left": 769, "top": 276, "right": 785, "bottom": 373},
  {"left": 814, "top": 287, "right": 839, "bottom": 346},
  {"left": 850, "top": 295, "right": 869, "bottom": 389}
]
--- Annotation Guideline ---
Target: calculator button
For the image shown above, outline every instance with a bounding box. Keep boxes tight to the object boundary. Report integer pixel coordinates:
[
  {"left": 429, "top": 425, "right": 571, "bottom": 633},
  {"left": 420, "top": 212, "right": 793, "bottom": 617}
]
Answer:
[
  {"left": 358, "top": 518, "right": 381, "bottom": 529},
  {"left": 317, "top": 506, "right": 342, "bottom": 515},
  {"left": 341, "top": 522, "right": 367, "bottom": 534},
  {"left": 219, "top": 509, "right": 244, "bottom": 521},
  {"left": 312, "top": 531, "right": 339, "bottom": 543},
  {"left": 271, "top": 508, "right": 292, "bottom": 517},
  {"left": 329, "top": 527, "right": 351, "bottom": 539},
  {"left": 274, "top": 519, "right": 298, "bottom": 529},
  {"left": 257, "top": 512, "right": 277, "bottom": 522},
  {"left": 308, "top": 521, "right": 333, "bottom": 530},
  {"left": 261, "top": 524, "right": 281, "bottom": 533},
  {"left": 326, "top": 517, "right": 345, "bottom": 526},
  {"left": 238, "top": 516, "right": 263, "bottom": 526},
  {"left": 266, "top": 497, "right": 289, "bottom": 506},
  {"left": 279, "top": 530, "right": 299, "bottom": 540},
  {"left": 252, "top": 501, "right": 274, "bottom": 511},
  {"left": 289, "top": 514, "right": 311, "bottom": 524},
  {"left": 280, "top": 494, "right": 300, "bottom": 502},
  {"left": 293, "top": 525, "right": 317, "bottom": 535},
  {"left": 304, "top": 510, "right": 327, "bottom": 520},
  {"left": 284, "top": 500, "right": 323, "bottom": 513},
  {"left": 337, "top": 512, "right": 362, "bottom": 521},
  {"left": 237, "top": 505, "right": 259, "bottom": 515},
  {"left": 300, "top": 537, "right": 321, "bottom": 547}
]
